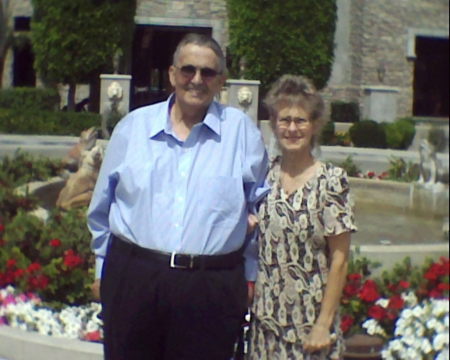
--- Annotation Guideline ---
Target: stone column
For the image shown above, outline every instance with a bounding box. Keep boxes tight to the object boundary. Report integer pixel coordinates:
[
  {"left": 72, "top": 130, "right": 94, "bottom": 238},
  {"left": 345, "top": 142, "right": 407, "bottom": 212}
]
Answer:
[
  {"left": 99, "top": 74, "right": 132, "bottom": 138},
  {"left": 362, "top": 86, "right": 400, "bottom": 123},
  {"left": 226, "top": 79, "right": 261, "bottom": 123}
]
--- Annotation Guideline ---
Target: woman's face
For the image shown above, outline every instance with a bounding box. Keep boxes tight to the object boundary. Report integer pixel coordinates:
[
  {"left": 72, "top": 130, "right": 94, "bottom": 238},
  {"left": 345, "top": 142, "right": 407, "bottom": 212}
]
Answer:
[{"left": 274, "top": 105, "right": 317, "bottom": 154}]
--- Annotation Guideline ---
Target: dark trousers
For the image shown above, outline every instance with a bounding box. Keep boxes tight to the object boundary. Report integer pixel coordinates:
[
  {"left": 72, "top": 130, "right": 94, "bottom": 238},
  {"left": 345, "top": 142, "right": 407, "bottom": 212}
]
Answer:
[{"left": 100, "top": 238, "right": 248, "bottom": 360}]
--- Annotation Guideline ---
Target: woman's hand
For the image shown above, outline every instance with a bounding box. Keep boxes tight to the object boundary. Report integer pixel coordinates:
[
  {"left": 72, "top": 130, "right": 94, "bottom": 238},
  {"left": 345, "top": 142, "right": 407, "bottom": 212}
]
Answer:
[
  {"left": 91, "top": 279, "right": 101, "bottom": 301},
  {"left": 246, "top": 213, "right": 259, "bottom": 234},
  {"left": 303, "top": 324, "right": 336, "bottom": 353}
]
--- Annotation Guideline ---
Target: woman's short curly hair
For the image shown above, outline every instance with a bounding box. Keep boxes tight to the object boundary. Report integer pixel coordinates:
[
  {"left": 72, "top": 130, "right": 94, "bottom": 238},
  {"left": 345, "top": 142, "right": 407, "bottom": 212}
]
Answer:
[{"left": 264, "top": 74, "right": 327, "bottom": 132}]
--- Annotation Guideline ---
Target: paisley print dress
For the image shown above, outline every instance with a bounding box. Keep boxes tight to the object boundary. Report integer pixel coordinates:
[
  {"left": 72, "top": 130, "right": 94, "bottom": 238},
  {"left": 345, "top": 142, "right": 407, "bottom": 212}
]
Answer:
[{"left": 248, "top": 157, "right": 357, "bottom": 360}]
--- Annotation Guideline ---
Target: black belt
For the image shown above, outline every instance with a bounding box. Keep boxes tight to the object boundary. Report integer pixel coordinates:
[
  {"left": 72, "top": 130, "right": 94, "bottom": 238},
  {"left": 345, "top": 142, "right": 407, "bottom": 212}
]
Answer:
[{"left": 112, "top": 236, "right": 244, "bottom": 270}]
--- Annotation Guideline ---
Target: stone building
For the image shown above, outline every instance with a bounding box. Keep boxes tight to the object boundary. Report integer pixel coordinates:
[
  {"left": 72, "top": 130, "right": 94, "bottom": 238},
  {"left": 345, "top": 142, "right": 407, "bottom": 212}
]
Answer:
[
  {"left": 2, "top": 0, "right": 449, "bottom": 121},
  {"left": 326, "top": 0, "right": 449, "bottom": 122}
]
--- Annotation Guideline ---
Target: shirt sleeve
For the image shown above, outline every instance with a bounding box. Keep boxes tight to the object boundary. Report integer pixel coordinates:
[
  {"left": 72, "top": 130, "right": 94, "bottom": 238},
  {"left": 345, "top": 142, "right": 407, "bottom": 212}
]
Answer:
[
  {"left": 241, "top": 117, "right": 270, "bottom": 281},
  {"left": 87, "top": 120, "right": 129, "bottom": 279},
  {"left": 322, "top": 166, "right": 358, "bottom": 237}
]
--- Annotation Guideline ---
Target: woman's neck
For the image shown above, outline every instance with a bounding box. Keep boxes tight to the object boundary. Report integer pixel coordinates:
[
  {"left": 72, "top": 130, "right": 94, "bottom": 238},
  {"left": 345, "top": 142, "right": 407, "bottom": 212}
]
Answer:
[{"left": 280, "top": 149, "right": 315, "bottom": 177}]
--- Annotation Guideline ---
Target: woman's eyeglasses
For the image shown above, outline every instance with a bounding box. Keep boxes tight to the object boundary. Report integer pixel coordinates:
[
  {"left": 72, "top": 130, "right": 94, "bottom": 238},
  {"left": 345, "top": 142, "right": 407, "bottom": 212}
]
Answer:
[
  {"left": 277, "top": 116, "right": 310, "bottom": 129},
  {"left": 176, "top": 65, "right": 221, "bottom": 80}
]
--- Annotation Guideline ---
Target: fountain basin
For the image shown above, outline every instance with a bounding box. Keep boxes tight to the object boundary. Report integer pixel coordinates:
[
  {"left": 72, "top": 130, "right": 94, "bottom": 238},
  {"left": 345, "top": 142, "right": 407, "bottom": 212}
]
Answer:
[{"left": 349, "top": 178, "right": 448, "bottom": 271}]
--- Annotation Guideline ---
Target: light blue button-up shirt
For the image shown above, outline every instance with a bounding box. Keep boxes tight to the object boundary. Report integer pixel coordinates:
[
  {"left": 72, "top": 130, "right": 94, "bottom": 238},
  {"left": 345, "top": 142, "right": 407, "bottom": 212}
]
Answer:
[{"left": 87, "top": 96, "right": 269, "bottom": 280}]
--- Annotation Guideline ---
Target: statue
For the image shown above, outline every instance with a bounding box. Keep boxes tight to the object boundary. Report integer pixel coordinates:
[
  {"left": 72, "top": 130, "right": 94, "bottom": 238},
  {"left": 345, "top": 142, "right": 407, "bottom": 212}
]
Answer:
[
  {"left": 237, "top": 86, "right": 252, "bottom": 113},
  {"left": 101, "top": 81, "right": 124, "bottom": 139},
  {"left": 62, "top": 127, "right": 98, "bottom": 172},
  {"left": 418, "top": 139, "right": 448, "bottom": 190},
  {"left": 56, "top": 143, "right": 104, "bottom": 210}
]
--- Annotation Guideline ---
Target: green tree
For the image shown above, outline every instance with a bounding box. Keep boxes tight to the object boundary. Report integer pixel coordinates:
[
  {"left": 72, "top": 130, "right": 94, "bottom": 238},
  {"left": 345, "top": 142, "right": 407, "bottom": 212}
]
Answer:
[
  {"left": 227, "top": 0, "right": 336, "bottom": 92},
  {"left": 0, "top": 0, "right": 13, "bottom": 87},
  {"left": 31, "top": 0, "right": 136, "bottom": 111}
]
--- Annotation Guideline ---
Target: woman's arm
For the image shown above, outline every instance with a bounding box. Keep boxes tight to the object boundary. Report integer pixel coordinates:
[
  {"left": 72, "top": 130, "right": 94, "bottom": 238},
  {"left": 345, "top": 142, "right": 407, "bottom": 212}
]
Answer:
[{"left": 303, "top": 231, "right": 351, "bottom": 353}]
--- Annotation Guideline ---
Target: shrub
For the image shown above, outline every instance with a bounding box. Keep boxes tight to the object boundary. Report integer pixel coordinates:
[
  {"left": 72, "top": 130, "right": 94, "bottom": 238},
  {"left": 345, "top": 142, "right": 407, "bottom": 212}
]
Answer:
[
  {"left": 0, "top": 208, "right": 95, "bottom": 307},
  {"left": 383, "top": 117, "right": 416, "bottom": 150},
  {"left": 334, "top": 156, "right": 361, "bottom": 177},
  {"left": 349, "top": 120, "right": 387, "bottom": 148},
  {"left": 341, "top": 255, "right": 449, "bottom": 337},
  {"left": 320, "top": 121, "right": 335, "bottom": 145},
  {"left": 0, "top": 87, "right": 60, "bottom": 111},
  {"left": 331, "top": 101, "right": 360, "bottom": 123},
  {"left": 0, "top": 152, "right": 94, "bottom": 307},
  {"left": 428, "top": 126, "right": 447, "bottom": 153},
  {"left": 0, "top": 109, "right": 100, "bottom": 136},
  {"left": 386, "top": 157, "right": 420, "bottom": 182}
]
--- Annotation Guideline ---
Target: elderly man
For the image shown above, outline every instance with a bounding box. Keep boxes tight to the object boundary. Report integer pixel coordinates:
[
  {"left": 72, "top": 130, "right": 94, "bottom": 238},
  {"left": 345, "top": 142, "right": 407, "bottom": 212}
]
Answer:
[{"left": 87, "top": 33, "right": 268, "bottom": 360}]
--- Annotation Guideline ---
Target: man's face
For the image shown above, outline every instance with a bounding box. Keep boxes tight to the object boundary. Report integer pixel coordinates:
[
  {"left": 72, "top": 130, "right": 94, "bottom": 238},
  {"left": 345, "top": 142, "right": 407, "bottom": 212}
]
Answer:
[{"left": 169, "top": 44, "right": 225, "bottom": 110}]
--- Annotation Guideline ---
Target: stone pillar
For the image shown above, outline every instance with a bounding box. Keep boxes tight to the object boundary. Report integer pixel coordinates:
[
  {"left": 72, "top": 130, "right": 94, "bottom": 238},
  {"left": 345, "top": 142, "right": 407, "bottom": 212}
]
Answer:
[
  {"left": 226, "top": 79, "right": 261, "bottom": 123},
  {"left": 362, "top": 86, "right": 400, "bottom": 123},
  {"left": 99, "top": 74, "right": 132, "bottom": 138}
]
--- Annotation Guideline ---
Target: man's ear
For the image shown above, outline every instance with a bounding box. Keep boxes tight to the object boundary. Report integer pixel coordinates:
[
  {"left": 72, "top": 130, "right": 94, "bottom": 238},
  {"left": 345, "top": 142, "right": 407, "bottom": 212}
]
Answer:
[{"left": 168, "top": 65, "right": 176, "bottom": 87}]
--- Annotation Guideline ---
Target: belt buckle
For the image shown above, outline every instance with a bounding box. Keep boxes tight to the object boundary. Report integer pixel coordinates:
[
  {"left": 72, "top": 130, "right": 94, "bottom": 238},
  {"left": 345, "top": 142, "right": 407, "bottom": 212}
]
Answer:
[{"left": 170, "top": 252, "right": 194, "bottom": 269}]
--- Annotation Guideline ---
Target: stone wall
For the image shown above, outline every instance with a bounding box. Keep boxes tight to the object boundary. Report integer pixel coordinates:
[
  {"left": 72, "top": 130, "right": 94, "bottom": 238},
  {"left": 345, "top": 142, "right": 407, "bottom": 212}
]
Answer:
[
  {"left": 325, "top": 0, "right": 449, "bottom": 120},
  {"left": 135, "top": 0, "right": 228, "bottom": 49}
]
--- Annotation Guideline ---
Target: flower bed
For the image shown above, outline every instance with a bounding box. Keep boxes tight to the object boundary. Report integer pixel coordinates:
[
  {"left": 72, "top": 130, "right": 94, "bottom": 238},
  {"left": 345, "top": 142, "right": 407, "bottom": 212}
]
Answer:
[{"left": 341, "top": 256, "right": 449, "bottom": 359}]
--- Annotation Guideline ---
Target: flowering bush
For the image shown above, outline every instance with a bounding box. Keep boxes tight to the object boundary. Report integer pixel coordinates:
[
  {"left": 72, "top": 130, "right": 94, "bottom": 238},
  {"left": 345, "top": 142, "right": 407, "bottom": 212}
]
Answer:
[
  {"left": 341, "top": 255, "right": 449, "bottom": 359},
  {"left": 367, "top": 297, "right": 449, "bottom": 359},
  {"left": 0, "top": 152, "right": 95, "bottom": 307},
  {"left": 0, "top": 285, "right": 102, "bottom": 341}
]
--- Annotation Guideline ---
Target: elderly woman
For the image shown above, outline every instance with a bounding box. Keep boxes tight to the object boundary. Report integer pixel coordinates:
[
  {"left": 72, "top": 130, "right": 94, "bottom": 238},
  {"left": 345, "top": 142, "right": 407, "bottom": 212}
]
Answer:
[{"left": 248, "top": 75, "right": 357, "bottom": 360}]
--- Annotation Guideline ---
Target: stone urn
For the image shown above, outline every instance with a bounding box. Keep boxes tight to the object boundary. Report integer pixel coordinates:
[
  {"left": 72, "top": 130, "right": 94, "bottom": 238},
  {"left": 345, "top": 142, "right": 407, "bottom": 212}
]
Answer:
[{"left": 343, "top": 334, "right": 384, "bottom": 360}]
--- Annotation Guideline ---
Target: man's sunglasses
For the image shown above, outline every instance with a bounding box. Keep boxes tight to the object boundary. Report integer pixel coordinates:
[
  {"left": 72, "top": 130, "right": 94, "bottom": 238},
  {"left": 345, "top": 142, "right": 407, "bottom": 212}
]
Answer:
[{"left": 176, "top": 65, "right": 222, "bottom": 80}]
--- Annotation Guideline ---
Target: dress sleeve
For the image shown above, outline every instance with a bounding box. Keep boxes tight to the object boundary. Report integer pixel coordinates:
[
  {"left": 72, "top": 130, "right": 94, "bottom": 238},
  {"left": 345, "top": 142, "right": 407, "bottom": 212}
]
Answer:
[{"left": 322, "top": 166, "right": 357, "bottom": 237}]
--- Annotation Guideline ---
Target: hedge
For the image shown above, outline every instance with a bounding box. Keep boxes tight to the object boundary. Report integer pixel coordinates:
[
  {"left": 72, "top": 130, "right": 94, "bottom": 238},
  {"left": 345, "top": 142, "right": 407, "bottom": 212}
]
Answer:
[
  {"left": 0, "top": 109, "right": 100, "bottom": 136},
  {"left": 0, "top": 88, "right": 60, "bottom": 111}
]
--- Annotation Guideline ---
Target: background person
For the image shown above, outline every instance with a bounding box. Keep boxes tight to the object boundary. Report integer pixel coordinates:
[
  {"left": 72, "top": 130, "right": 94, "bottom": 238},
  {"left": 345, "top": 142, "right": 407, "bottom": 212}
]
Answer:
[
  {"left": 248, "top": 75, "right": 357, "bottom": 360},
  {"left": 88, "top": 33, "right": 268, "bottom": 360}
]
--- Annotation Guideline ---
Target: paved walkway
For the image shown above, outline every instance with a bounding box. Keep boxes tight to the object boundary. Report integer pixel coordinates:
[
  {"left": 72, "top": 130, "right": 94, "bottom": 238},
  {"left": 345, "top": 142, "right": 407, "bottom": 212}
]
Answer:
[{"left": 0, "top": 134, "right": 79, "bottom": 159}]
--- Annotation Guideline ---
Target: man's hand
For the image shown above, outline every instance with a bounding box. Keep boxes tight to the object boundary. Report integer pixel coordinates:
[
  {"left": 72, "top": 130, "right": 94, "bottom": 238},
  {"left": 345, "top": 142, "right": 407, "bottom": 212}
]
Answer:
[
  {"left": 246, "top": 213, "right": 258, "bottom": 234},
  {"left": 247, "top": 281, "right": 255, "bottom": 306},
  {"left": 91, "top": 279, "right": 101, "bottom": 301},
  {"left": 303, "top": 324, "right": 336, "bottom": 353}
]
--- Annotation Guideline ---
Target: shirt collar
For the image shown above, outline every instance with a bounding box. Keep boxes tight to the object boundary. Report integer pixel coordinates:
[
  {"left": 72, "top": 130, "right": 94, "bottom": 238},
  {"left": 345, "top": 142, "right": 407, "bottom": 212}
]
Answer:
[{"left": 148, "top": 94, "right": 221, "bottom": 139}]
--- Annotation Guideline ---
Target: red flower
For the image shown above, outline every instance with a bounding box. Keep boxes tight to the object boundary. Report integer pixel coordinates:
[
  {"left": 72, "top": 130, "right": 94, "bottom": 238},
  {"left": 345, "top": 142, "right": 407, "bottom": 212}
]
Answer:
[
  {"left": 63, "top": 250, "right": 83, "bottom": 268},
  {"left": 368, "top": 305, "right": 387, "bottom": 320},
  {"left": 398, "top": 281, "right": 410, "bottom": 289},
  {"left": 367, "top": 171, "right": 376, "bottom": 178},
  {"left": 14, "top": 269, "right": 25, "bottom": 279},
  {"left": 27, "top": 263, "right": 42, "bottom": 273},
  {"left": 437, "top": 283, "right": 450, "bottom": 292},
  {"left": 0, "top": 239, "right": 5, "bottom": 246},
  {"left": 429, "top": 288, "right": 444, "bottom": 299},
  {"left": 28, "top": 274, "right": 49, "bottom": 291},
  {"left": 84, "top": 330, "right": 102, "bottom": 342},
  {"left": 340, "top": 314, "right": 354, "bottom": 333},
  {"left": 344, "top": 283, "right": 360, "bottom": 297},
  {"left": 359, "top": 280, "right": 381, "bottom": 303},
  {"left": 6, "top": 259, "right": 16, "bottom": 269},
  {"left": 347, "top": 273, "right": 362, "bottom": 283},
  {"left": 388, "top": 295, "right": 405, "bottom": 310},
  {"left": 49, "top": 238, "right": 62, "bottom": 247},
  {"left": 424, "top": 263, "right": 446, "bottom": 282},
  {"left": 0, "top": 224, "right": 4, "bottom": 232}
]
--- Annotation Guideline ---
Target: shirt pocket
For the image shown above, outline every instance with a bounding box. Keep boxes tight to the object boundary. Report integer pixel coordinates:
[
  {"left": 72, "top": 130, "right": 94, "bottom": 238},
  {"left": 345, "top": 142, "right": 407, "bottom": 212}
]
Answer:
[{"left": 196, "top": 176, "right": 244, "bottom": 224}]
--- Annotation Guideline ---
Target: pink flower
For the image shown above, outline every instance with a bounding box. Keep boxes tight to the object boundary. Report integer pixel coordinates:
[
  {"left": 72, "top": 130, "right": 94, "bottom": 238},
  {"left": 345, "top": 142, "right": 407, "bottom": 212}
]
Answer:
[{"left": 84, "top": 330, "right": 102, "bottom": 342}]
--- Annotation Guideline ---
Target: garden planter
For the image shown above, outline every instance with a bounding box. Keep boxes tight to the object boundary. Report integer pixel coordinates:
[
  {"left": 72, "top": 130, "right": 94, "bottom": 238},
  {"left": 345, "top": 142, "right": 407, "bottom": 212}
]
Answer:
[{"left": 343, "top": 334, "right": 384, "bottom": 360}]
